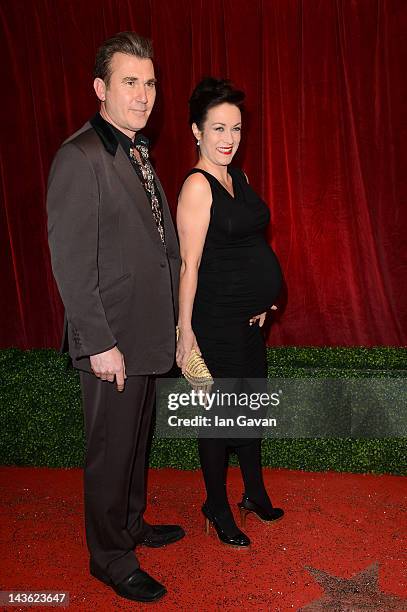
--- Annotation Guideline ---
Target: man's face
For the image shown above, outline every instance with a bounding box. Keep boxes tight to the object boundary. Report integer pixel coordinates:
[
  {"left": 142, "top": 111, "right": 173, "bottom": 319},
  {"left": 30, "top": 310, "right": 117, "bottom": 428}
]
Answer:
[{"left": 94, "top": 52, "right": 156, "bottom": 139}]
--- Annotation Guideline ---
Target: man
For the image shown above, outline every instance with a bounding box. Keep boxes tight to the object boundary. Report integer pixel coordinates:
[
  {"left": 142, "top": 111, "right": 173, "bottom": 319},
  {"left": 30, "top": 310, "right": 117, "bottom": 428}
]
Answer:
[{"left": 47, "top": 32, "right": 183, "bottom": 603}]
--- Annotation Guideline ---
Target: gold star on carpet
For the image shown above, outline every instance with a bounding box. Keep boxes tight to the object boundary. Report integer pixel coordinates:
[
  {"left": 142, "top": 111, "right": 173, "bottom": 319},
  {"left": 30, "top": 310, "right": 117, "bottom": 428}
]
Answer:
[{"left": 300, "top": 562, "right": 407, "bottom": 611}]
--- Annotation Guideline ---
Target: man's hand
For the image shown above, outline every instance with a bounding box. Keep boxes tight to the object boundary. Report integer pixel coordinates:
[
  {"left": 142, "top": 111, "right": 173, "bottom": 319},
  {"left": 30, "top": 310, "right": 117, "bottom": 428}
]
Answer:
[{"left": 90, "top": 347, "right": 127, "bottom": 392}]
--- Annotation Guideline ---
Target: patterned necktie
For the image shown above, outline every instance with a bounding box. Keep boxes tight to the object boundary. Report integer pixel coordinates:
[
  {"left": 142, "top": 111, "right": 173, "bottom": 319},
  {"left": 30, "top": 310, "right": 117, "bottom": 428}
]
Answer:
[{"left": 130, "top": 134, "right": 166, "bottom": 246}]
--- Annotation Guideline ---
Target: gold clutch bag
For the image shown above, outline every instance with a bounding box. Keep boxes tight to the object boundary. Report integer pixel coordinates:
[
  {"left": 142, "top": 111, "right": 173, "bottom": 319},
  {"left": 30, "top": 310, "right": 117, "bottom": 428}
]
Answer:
[{"left": 176, "top": 327, "right": 213, "bottom": 389}]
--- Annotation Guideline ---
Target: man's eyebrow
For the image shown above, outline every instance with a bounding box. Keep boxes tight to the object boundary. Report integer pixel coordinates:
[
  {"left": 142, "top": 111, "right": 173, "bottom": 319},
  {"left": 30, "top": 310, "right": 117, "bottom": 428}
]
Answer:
[{"left": 121, "top": 76, "right": 157, "bottom": 84}]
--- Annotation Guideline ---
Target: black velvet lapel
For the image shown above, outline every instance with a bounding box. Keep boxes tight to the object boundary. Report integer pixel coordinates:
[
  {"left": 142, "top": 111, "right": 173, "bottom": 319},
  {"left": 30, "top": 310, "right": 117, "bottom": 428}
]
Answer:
[{"left": 89, "top": 113, "right": 118, "bottom": 156}]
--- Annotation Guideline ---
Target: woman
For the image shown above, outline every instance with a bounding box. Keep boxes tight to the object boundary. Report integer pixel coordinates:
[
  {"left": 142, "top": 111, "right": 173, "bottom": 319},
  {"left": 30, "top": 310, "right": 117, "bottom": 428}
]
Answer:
[{"left": 176, "top": 78, "right": 284, "bottom": 549}]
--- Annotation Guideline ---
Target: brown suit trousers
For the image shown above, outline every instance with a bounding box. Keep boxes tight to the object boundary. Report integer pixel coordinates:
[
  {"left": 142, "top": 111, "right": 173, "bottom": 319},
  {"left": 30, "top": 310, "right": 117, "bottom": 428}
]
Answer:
[{"left": 81, "top": 372, "right": 156, "bottom": 583}]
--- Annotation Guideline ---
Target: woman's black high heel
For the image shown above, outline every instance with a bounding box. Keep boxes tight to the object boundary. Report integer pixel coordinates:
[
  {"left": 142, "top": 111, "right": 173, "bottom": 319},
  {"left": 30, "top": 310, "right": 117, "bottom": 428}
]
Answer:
[
  {"left": 202, "top": 503, "right": 250, "bottom": 549},
  {"left": 237, "top": 494, "right": 284, "bottom": 528}
]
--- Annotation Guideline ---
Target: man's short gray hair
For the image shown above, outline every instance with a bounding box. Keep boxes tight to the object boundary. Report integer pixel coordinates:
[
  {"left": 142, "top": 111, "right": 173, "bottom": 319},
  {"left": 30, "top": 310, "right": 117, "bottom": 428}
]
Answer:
[{"left": 94, "top": 31, "right": 153, "bottom": 86}]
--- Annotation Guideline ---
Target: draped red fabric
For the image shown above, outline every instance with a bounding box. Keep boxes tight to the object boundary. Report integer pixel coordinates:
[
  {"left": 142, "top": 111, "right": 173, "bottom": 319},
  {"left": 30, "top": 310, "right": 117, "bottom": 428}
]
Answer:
[{"left": 0, "top": 0, "right": 406, "bottom": 348}]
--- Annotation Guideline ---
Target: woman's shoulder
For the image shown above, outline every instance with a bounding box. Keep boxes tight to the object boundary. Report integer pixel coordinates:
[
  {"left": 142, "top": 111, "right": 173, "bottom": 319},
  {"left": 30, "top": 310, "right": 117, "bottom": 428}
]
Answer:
[
  {"left": 181, "top": 169, "right": 213, "bottom": 192},
  {"left": 178, "top": 169, "right": 212, "bottom": 207},
  {"left": 185, "top": 165, "right": 247, "bottom": 185},
  {"left": 184, "top": 167, "right": 218, "bottom": 186},
  {"left": 184, "top": 167, "right": 211, "bottom": 180}
]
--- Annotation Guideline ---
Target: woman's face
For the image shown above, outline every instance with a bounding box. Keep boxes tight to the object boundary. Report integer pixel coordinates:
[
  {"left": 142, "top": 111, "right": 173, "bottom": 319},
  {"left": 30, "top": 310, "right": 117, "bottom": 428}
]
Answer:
[{"left": 194, "top": 103, "right": 241, "bottom": 166}]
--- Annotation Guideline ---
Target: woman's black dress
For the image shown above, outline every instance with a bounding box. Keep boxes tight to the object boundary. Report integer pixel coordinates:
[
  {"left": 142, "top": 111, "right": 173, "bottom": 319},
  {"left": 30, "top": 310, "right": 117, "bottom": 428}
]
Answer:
[{"left": 189, "top": 166, "right": 282, "bottom": 383}]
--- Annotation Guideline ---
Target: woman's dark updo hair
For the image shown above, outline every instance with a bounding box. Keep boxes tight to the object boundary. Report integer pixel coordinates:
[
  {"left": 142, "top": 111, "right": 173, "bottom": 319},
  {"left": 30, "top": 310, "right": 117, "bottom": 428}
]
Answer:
[{"left": 189, "top": 77, "right": 245, "bottom": 130}]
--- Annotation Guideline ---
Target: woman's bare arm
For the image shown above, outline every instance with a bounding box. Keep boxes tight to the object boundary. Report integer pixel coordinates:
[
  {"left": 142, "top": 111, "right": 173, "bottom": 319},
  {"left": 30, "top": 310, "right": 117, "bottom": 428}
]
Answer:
[{"left": 176, "top": 172, "right": 212, "bottom": 372}]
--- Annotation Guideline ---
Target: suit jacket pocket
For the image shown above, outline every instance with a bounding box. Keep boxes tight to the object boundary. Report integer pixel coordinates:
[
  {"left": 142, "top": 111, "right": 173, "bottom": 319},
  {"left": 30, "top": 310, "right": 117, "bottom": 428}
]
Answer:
[{"left": 100, "top": 273, "right": 132, "bottom": 309}]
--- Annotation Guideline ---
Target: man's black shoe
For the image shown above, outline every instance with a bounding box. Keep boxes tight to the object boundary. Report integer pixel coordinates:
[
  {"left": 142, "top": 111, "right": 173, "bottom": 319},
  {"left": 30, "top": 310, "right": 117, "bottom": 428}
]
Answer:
[
  {"left": 90, "top": 562, "right": 166, "bottom": 603},
  {"left": 140, "top": 524, "right": 185, "bottom": 548}
]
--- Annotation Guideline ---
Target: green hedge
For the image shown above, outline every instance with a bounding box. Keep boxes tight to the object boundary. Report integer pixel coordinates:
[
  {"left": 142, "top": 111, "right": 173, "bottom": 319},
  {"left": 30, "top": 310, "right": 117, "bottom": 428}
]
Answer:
[{"left": 0, "top": 348, "right": 405, "bottom": 474}]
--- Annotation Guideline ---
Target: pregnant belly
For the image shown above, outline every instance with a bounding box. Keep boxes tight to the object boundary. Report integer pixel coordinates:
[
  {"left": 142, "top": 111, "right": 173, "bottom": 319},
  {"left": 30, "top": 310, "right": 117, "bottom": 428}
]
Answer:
[
  {"left": 194, "top": 243, "right": 283, "bottom": 321},
  {"left": 246, "top": 245, "right": 282, "bottom": 313}
]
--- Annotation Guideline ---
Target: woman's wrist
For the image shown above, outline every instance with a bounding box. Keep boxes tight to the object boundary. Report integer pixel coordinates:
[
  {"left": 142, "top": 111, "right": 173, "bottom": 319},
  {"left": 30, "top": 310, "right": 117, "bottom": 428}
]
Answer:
[
  {"left": 177, "top": 323, "right": 193, "bottom": 332},
  {"left": 178, "top": 325, "right": 193, "bottom": 334}
]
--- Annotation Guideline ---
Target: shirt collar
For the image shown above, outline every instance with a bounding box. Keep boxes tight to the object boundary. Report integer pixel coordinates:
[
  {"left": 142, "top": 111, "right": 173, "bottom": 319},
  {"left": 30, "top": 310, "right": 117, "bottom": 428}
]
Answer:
[
  {"left": 97, "top": 113, "right": 149, "bottom": 156},
  {"left": 105, "top": 119, "right": 134, "bottom": 154}
]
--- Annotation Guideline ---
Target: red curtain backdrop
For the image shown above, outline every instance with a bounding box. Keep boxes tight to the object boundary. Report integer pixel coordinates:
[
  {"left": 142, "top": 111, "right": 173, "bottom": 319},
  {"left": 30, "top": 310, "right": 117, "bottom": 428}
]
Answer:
[{"left": 0, "top": 0, "right": 406, "bottom": 348}]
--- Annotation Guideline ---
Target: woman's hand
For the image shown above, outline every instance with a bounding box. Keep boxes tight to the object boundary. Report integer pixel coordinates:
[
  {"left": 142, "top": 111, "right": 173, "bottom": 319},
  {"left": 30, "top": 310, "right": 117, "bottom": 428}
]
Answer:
[
  {"left": 249, "top": 305, "right": 278, "bottom": 327},
  {"left": 176, "top": 327, "right": 201, "bottom": 373},
  {"left": 249, "top": 312, "right": 267, "bottom": 327}
]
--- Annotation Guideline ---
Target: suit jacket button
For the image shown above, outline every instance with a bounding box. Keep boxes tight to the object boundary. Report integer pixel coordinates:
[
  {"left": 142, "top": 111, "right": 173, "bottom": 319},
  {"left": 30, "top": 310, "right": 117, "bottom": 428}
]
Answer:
[{"left": 160, "top": 262, "right": 166, "bottom": 268}]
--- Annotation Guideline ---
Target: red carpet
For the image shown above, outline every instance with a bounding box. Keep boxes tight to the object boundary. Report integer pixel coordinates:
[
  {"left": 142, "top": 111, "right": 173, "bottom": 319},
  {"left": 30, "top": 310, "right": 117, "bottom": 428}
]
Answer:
[{"left": 0, "top": 467, "right": 406, "bottom": 611}]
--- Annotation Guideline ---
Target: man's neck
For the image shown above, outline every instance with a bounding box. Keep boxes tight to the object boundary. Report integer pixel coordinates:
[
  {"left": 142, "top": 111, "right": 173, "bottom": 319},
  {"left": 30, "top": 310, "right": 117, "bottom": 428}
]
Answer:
[{"left": 99, "top": 106, "right": 135, "bottom": 142}]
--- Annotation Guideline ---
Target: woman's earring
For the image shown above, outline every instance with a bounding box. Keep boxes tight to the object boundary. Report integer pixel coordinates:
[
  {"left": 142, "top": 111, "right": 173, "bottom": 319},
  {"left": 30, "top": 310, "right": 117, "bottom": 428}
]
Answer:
[{"left": 197, "top": 140, "right": 200, "bottom": 146}]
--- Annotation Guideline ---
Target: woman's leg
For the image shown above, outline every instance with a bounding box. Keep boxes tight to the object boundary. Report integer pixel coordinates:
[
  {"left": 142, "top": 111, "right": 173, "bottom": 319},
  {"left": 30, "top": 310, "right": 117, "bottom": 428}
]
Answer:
[
  {"left": 198, "top": 437, "right": 229, "bottom": 512},
  {"left": 198, "top": 437, "right": 244, "bottom": 536},
  {"left": 234, "top": 439, "right": 274, "bottom": 512}
]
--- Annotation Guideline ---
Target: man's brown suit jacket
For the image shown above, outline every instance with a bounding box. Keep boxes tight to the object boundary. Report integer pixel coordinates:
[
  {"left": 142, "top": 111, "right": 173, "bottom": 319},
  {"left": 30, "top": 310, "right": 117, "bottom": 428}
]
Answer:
[{"left": 47, "top": 114, "right": 181, "bottom": 375}]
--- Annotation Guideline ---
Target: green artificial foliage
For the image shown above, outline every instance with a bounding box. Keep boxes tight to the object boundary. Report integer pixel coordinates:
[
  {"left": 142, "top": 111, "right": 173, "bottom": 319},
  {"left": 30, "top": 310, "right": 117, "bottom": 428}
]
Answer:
[{"left": 0, "top": 348, "right": 405, "bottom": 474}]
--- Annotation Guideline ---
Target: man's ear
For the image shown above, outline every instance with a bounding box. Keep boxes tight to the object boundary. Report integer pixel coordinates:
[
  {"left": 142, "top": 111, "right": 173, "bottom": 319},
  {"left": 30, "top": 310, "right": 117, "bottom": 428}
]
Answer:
[
  {"left": 191, "top": 123, "right": 201, "bottom": 142},
  {"left": 93, "top": 78, "right": 106, "bottom": 102}
]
